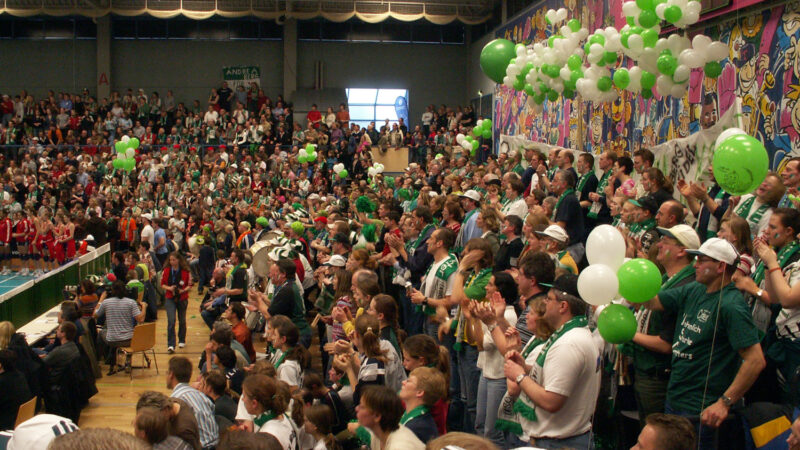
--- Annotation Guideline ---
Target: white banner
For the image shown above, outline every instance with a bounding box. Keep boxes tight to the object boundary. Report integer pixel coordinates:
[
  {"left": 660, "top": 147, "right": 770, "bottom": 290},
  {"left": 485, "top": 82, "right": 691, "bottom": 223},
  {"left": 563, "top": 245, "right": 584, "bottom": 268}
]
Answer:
[{"left": 222, "top": 65, "right": 261, "bottom": 91}]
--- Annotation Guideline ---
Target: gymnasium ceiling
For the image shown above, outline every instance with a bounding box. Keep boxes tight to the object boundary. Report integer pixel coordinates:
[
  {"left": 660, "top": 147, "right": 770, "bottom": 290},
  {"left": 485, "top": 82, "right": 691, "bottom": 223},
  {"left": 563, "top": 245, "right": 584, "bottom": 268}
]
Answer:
[{"left": 0, "top": 0, "right": 496, "bottom": 24}]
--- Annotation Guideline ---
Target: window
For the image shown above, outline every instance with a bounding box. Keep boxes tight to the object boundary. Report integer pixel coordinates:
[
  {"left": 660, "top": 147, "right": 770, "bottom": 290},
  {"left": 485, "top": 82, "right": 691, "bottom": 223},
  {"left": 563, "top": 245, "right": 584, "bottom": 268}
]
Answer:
[{"left": 346, "top": 88, "right": 408, "bottom": 130}]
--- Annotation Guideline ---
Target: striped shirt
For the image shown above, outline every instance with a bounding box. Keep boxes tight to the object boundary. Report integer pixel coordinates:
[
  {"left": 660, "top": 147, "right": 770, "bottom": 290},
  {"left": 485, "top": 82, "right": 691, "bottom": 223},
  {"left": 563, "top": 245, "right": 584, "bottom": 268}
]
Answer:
[
  {"left": 172, "top": 383, "right": 219, "bottom": 448},
  {"left": 95, "top": 296, "right": 140, "bottom": 342}
]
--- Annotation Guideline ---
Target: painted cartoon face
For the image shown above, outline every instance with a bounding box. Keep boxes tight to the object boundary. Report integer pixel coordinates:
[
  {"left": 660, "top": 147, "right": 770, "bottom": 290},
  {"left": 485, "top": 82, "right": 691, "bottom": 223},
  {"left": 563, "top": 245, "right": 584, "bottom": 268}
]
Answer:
[
  {"left": 784, "top": 1, "right": 800, "bottom": 36},
  {"left": 591, "top": 115, "right": 603, "bottom": 143},
  {"left": 741, "top": 15, "right": 763, "bottom": 38}
]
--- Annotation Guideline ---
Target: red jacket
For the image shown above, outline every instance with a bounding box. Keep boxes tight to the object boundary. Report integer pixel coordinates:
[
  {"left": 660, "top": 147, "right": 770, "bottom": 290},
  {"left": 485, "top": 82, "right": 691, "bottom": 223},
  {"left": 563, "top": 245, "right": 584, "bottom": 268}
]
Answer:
[{"left": 161, "top": 267, "right": 191, "bottom": 301}]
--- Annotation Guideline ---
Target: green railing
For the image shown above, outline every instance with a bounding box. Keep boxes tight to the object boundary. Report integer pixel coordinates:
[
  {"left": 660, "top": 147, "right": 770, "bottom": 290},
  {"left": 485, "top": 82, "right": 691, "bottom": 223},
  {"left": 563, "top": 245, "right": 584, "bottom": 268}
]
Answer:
[{"left": 0, "top": 243, "right": 111, "bottom": 328}]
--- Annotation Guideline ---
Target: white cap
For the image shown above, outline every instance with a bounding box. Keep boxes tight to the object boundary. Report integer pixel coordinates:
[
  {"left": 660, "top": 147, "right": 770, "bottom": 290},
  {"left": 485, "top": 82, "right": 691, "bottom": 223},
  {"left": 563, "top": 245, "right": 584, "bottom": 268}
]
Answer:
[
  {"left": 686, "top": 237, "right": 739, "bottom": 265},
  {"left": 141, "top": 213, "right": 152, "bottom": 221},
  {"left": 8, "top": 414, "right": 79, "bottom": 450},
  {"left": 324, "top": 254, "right": 347, "bottom": 267},
  {"left": 535, "top": 224, "right": 569, "bottom": 243},
  {"left": 405, "top": 163, "right": 419, "bottom": 171},
  {"left": 459, "top": 190, "right": 482, "bottom": 203},
  {"left": 85, "top": 234, "right": 95, "bottom": 241},
  {"left": 656, "top": 225, "right": 701, "bottom": 250}
]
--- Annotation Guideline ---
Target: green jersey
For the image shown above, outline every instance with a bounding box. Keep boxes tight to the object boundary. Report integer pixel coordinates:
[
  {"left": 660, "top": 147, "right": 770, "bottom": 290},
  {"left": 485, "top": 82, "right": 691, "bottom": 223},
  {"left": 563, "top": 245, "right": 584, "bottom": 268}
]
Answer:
[{"left": 658, "top": 281, "right": 760, "bottom": 413}]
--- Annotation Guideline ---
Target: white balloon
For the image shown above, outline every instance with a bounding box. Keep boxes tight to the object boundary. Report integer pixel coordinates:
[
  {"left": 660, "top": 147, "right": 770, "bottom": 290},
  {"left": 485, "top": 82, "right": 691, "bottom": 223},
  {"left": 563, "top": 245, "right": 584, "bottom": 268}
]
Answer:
[
  {"left": 516, "top": 46, "right": 526, "bottom": 57},
  {"left": 557, "top": 8, "right": 568, "bottom": 21},
  {"left": 560, "top": 25, "right": 572, "bottom": 36},
  {"left": 117, "top": 153, "right": 125, "bottom": 160},
  {"left": 640, "top": 48, "right": 659, "bottom": 73},
  {"left": 667, "top": 34, "right": 683, "bottom": 52},
  {"left": 368, "top": 167, "right": 376, "bottom": 177},
  {"left": 507, "top": 66, "right": 520, "bottom": 77},
  {"left": 628, "top": 66, "right": 643, "bottom": 90},
  {"left": 578, "top": 264, "right": 619, "bottom": 306},
  {"left": 656, "top": 74, "right": 674, "bottom": 96},
  {"left": 622, "top": 0, "right": 639, "bottom": 16},
  {"left": 673, "top": 64, "right": 690, "bottom": 83},
  {"left": 476, "top": 119, "right": 484, "bottom": 129},
  {"left": 606, "top": 34, "right": 622, "bottom": 52},
  {"left": 692, "top": 34, "right": 712, "bottom": 52},
  {"left": 655, "top": 2, "right": 667, "bottom": 19},
  {"left": 503, "top": 76, "right": 513, "bottom": 88},
  {"left": 707, "top": 41, "right": 729, "bottom": 61},
  {"left": 684, "top": 11, "right": 700, "bottom": 25},
  {"left": 670, "top": 82, "right": 687, "bottom": 98},
  {"left": 587, "top": 225, "right": 626, "bottom": 269},
  {"left": 299, "top": 148, "right": 308, "bottom": 157},
  {"left": 714, "top": 127, "right": 747, "bottom": 148},
  {"left": 628, "top": 34, "right": 644, "bottom": 53},
  {"left": 546, "top": 9, "right": 557, "bottom": 24},
  {"left": 686, "top": 0, "right": 701, "bottom": 15},
  {"left": 462, "top": 141, "right": 473, "bottom": 151},
  {"left": 587, "top": 52, "right": 603, "bottom": 64},
  {"left": 456, "top": 133, "right": 465, "bottom": 144},
  {"left": 679, "top": 49, "right": 704, "bottom": 69},
  {"left": 655, "top": 38, "right": 669, "bottom": 54},
  {"left": 125, "top": 148, "right": 135, "bottom": 159},
  {"left": 560, "top": 67, "right": 573, "bottom": 80},
  {"left": 121, "top": 135, "right": 130, "bottom": 143}
]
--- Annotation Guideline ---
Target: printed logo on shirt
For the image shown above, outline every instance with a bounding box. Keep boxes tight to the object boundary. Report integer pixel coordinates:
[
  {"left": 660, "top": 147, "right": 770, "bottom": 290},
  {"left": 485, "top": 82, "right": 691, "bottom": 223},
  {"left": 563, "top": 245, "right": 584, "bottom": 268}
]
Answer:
[{"left": 696, "top": 309, "right": 711, "bottom": 323}]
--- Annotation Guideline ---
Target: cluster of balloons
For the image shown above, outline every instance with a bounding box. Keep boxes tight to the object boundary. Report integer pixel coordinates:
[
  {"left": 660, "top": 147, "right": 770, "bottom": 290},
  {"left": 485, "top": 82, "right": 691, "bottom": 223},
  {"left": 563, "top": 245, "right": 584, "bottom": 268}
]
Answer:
[
  {"left": 711, "top": 127, "right": 769, "bottom": 195},
  {"left": 577, "top": 225, "right": 663, "bottom": 343},
  {"left": 298, "top": 144, "right": 318, "bottom": 164},
  {"left": 455, "top": 129, "right": 483, "bottom": 156},
  {"left": 333, "top": 163, "right": 348, "bottom": 179},
  {"left": 112, "top": 135, "right": 138, "bottom": 172},
  {"left": 367, "top": 162, "right": 385, "bottom": 178},
  {"left": 479, "top": 1, "right": 730, "bottom": 105}
]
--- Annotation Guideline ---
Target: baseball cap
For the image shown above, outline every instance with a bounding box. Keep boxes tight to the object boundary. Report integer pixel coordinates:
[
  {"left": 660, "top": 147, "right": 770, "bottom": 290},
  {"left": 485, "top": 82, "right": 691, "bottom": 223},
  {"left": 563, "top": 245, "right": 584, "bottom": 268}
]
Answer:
[
  {"left": 314, "top": 216, "right": 328, "bottom": 225},
  {"left": 324, "top": 255, "right": 347, "bottom": 267},
  {"left": 686, "top": 237, "right": 739, "bottom": 265},
  {"left": 459, "top": 190, "right": 482, "bottom": 203},
  {"left": 541, "top": 273, "right": 580, "bottom": 298},
  {"left": 535, "top": 224, "right": 569, "bottom": 243},
  {"left": 141, "top": 213, "right": 152, "bottom": 221},
  {"left": 256, "top": 217, "right": 269, "bottom": 228},
  {"left": 629, "top": 196, "right": 659, "bottom": 216},
  {"left": 8, "top": 414, "right": 78, "bottom": 450},
  {"left": 656, "top": 225, "right": 701, "bottom": 250}
]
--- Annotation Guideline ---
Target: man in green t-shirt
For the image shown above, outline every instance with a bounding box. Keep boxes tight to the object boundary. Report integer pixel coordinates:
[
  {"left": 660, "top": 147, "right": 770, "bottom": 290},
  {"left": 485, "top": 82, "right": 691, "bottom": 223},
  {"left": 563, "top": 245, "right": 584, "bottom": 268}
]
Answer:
[{"left": 642, "top": 237, "right": 765, "bottom": 449}]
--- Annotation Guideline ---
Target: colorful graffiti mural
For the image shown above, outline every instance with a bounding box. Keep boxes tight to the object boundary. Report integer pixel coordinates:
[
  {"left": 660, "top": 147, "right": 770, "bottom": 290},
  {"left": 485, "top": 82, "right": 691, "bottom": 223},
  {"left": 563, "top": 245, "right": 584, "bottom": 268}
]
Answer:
[{"left": 494, "top": 1, "right": 800, "bottom": 172}]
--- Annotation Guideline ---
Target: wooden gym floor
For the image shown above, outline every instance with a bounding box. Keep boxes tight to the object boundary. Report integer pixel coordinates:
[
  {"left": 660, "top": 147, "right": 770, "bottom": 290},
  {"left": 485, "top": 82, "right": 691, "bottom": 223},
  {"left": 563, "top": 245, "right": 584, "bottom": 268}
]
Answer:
[{"left": 78, "top": 291, "right": 267, "bottom": 433}]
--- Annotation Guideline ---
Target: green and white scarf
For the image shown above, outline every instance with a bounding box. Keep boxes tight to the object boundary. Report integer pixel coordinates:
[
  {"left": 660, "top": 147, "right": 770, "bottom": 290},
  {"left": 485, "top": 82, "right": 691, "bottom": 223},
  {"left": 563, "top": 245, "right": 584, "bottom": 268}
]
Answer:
[
  {"left": 417, "top": 254, "right": 458, "bottom": 316},
  {"left": 588, "top": 170, "right": 612, "bottom": 219}
]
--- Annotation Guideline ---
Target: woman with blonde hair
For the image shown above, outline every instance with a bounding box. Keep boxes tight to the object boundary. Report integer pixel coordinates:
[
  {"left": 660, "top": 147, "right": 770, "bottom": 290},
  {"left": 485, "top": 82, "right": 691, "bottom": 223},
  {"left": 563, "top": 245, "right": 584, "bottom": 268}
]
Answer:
[{"left": 476, "top": 206, "right": 501, "bottom": 257}]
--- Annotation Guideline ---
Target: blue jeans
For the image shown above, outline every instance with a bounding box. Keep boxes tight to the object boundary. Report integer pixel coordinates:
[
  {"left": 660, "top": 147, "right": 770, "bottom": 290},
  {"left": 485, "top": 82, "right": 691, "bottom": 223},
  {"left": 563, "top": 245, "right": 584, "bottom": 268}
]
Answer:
[
  {"left": 399, "top": 289, "right": 424, "bottom": 337},
  {"left": 424, "top": 319, "right": 440, "bottom": 342},
  {"left": 476, "top": 376, "right": 507, "bottom": 448},
  {"left": 442, "top": 332, "right": 463, "bottom": 432},
  {"left": 664, "top": 402, "right": 719, "bottom": 450},
  {"left": 534, "top": 431, "right": 592, "bottom": 449},
  {"left": 165, "top": 297, "right": 187, "bottom": 348},
  {"left": 456, "top": 343, "right": 481, "bottom": 433}
]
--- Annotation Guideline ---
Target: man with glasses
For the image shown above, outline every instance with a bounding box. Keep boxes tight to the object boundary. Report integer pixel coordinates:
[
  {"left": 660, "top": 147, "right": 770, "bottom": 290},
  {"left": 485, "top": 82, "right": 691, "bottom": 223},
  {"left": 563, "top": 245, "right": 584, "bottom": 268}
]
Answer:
[
  {"left": 628, "top": 225, "right": 699, "bottom": 427},
  {"left": 641, "top": 238, "right": 765, "bottom": 449}
]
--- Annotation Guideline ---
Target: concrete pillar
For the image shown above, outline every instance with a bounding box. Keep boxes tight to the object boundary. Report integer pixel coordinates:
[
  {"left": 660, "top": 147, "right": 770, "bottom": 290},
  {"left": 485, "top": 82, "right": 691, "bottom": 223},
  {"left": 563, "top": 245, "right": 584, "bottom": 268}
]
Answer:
[
  {"left": 283, "top": 18, "right": 297, "bottom": 101},
  {"left": 501, "top": 0, "right": 508, "bottom": 24},
  {"left": 96, "top": 15, "right": 111, "bottom": 100}
]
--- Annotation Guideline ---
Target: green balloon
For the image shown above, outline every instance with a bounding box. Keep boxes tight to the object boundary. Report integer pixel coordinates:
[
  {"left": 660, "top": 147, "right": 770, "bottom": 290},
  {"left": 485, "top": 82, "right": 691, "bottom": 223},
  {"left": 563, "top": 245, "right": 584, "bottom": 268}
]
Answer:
[
  {"left": 641, "top": 28, "right": 659, "bottom": 48},
  {"left": 307, "top": 151, "right": 317, "bottom": 162},
  {"left": 564, "top": 79, "right": 577, "bottom": 91},
  {"left": 298, "top": 155, "right": 307, "bottom": 164},
  {"left": 480, "top": 38, "right": 517, "bottom": 83},
  {"left": 533, "top": 92, "right": 546, "bottom": 104},
  {"left": 639, "top": 9, "right": 658, "bottom": 28},
  {"left": 513, "top": 77, "right": 525, "bottom": 91},
  {"left": 472, "top": 126, "right": 483, "bottom": 137},
  {"left": 305, "top": 143, "right": 315, "bottom": 153},
  {"left": 115, "top": 141, "right": 126, "bottom": 153},
  {"left": 618, "top": 258, "right": 662, "bottom": 303},
  {"left": 704, "top": 61, "right": 723, "bottom": 78},
  {"left": 657, "top": 54, "right": 677, "bottom": 75},
  {"left": 539, "top": 82, "right": 548, "bottom": 93},
  {"left": 597, "top": 76, "right": 613, "bottom": 92},
  {"left": 712, "top": 134, "right": 769, "bottom": 195},
  {"left": 589, "top": 34, "right": 606, "bottom": 46},
  {"left": 129, "top": 137, "right": 139, "bottom": 149},
  {"left": 547, "top": 90, "right": 559, "bottom": 101},
  {"left": 123, "top": 158, "right": 136, "bottom": 172},
  {"left": 483, "top": 119, "right": 492, "bottom": 128},
  {"left": 641, "top": 71, "right": 656, "bottom": 89},
  {"left": 547, "top": 64, "right": 561, "bottom": 78},
  {"left": 626, "top": 16, "right": 635, "bottom": 26},
  {"left": 621, "top": 30, "right": 632, "bottom": 49},
  {"left": 635, "top": 0, "right": 654, "bottom": 10},
  {"left": 568, "top": 19, "right": 581, "bottom": 32},
  {"left": 523, "top": 62, "right": 535, "bottom": 76},
  {"left": 524, "top": 84, "right": 535, "bottom": 96},
  {"left": 642, "top": 88, "right": 653, "bottom": 99},
  {"left": 548, "top": 36, "right": 556, "bottom": 48},
  {"left": 339, "top": 170, "right": 348, "bottom": 179},
  {"left": 604, "top": 51, "right": 618, "bottom": 65},
  {"left": 112, "top": 158, "right": 124, "bottom": 169},
  {"left": 584, "top": 42, "right": 593, "bottom": 55},
  {"left": 515, "top": 43, "right": 525, "bottom": 53},
  {"left": 629, "top": 26, "right": 644, "bottom": 35},
  {"left": 567, "top": 54, "right": 582, "bottom": 71},
  {"left": 482, "top": 128, "right": 492, "bottom": 139},
  {"left": 664, "top": 5, "right": 683, "bottom": 23},
  {"left": 563, "top": 88, "right": 576, "bottom": 99},
  {"left": 613, "top": 68, "right": 630, "bottom": 89},
  {"left": 570, "top": 70, "right": 583, "bottom": 82},
  {"left": 597, "top": 304, "right": 637, "bottom": 344}
]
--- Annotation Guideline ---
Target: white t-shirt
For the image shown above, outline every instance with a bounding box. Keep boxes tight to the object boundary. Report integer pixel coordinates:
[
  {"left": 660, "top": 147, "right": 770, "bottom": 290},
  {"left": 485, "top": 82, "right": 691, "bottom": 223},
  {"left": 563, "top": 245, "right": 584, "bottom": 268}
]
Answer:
[
  {"left": 140, "top": 224, "right": 154, "bottom": 249},
  {"left": 422, "top": 257, "right": 456, "bottom": 299},
  {"left": 366, "top": 425, "right": 425, "bottom": 450},
  {"left": 502, "top": 197, "right": 528, "bottom": 220},
  {"left": 258, "top": 415, "right": 297, "bottom": 449},
  {"left": 526, "top": 326, "right": 600, "bottom": 440},
  {"left": 277, "top": 359, "right": 304, "bottom": 388},
  {"left": 477, "top": 305, "right": 517, "bottom": 379}
]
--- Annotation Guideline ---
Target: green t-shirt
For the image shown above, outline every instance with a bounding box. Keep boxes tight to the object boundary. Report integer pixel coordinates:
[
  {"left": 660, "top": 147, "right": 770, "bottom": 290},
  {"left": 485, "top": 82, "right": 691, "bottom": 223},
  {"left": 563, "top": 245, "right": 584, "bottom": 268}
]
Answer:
[
  {"left": 464, "top": 268, "right": 492, "bottom": 301},
  {"left": 658, "top": 281, "right": 760, "bottom": 413}
]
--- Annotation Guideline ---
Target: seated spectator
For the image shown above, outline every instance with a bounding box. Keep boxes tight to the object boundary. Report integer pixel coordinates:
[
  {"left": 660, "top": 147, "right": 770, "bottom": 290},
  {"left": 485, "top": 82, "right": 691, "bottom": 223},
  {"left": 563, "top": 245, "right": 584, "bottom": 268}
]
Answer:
[
  {"left": 94, "top": 280, "right": 146, "bottom": 374},
  {"left": 353, "top": 385, "right": 424, "bottom": 450},
  {"left": 397, "top": 367, "right": 445, "bottom": 443},
  {"left": 224, "top": 302, "right": 255, "bottom": 362},
  {"left": 49, "top": 427, "right": 150, "bottom": 450},
  {"left": 167, "top": 356, "right": 219, "bottom": 449},
  {"left": 631, "top": 413, "right": 696, "bottom": 450},
  {"left": 0, "top": 349, "right": 34, "bottom": 430},
  {"left": 136, "top": 391, "right": 201, "bottom": 450},
  {"left": 135, "top": 406, "right": 193, "bottom": 450},
  {"left": 200, "top": 370, "right": 236, "bottom": 427}
]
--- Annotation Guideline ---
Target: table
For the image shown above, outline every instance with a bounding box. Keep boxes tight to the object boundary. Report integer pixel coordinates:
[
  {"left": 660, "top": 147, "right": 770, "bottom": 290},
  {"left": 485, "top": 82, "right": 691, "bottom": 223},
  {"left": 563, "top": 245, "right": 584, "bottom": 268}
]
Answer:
[{"left": 17, "top": 303, "right": 61, "bottom": 345}]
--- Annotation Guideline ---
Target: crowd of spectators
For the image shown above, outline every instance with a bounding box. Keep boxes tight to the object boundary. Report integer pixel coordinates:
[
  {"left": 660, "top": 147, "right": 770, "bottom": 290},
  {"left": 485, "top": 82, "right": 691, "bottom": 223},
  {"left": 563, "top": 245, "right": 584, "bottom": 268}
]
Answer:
[{"left": 0, "top": 81, "right": 797, "bottom": 450}]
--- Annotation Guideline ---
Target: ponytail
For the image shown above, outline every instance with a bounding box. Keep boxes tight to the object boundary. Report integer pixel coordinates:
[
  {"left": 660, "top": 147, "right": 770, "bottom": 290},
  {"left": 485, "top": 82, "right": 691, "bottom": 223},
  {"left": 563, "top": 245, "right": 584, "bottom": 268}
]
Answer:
[
  {"left": 305, "top": 405, "right": 343, "bottom": 450},
  {"left": 288, "top": 390, "right": 305, "bottom": 429},
  {"left": 355, "top": 314, "right": 386, "bottom": 361},
  {"left": 403, "top": 334, "right": 450, "bottom": 393}
]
